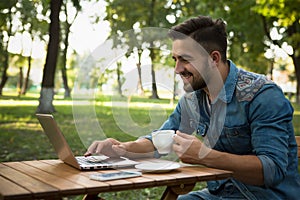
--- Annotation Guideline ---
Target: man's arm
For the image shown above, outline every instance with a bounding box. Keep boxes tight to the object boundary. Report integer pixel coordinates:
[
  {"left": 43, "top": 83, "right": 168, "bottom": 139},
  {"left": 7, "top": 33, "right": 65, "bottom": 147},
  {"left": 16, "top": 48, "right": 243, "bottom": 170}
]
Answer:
[
  {"left": 113, "top": 138, "right": 156, "bottom": 158},
  {"left": 85, "top": 138, "right": 155, "bottom": 158},
  {"left": 173, "top": 131, "right": 264, "bottom": 186},
  {"left": 203, "top": 149, "right": 264, "bottom": 185}
]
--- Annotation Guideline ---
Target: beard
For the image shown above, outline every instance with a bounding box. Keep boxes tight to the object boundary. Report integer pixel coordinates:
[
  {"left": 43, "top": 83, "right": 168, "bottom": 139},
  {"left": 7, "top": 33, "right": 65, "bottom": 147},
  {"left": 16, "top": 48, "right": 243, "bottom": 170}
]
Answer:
[
  {"left": 183, "top": 60, "right": 210, "bottom": 92},
  {"left": 183, "top": 74, "right": 207, "bottom": 92}
]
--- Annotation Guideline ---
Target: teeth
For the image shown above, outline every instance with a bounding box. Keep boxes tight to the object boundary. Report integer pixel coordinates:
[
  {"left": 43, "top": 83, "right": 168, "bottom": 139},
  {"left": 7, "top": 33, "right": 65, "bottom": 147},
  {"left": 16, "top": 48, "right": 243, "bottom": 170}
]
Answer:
[{"left": 180, "top": 72, "right": 192, "bottom": 78}]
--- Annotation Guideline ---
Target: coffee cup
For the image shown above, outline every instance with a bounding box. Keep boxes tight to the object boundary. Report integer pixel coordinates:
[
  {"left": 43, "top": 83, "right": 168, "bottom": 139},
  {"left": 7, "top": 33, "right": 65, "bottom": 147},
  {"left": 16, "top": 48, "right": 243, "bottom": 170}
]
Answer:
[{"left": 152, "top": 130, "right": 175, "bottom": 154}]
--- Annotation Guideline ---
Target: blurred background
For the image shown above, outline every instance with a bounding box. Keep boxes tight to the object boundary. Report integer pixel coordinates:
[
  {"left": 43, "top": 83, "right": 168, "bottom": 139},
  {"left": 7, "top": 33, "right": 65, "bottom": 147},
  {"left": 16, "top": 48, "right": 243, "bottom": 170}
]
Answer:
[
  {"left": 0, "top": 0, "right": 299, "bottom": 107},
  {"left": 1, "top": 1, "right": 299, "bottom": 199}
]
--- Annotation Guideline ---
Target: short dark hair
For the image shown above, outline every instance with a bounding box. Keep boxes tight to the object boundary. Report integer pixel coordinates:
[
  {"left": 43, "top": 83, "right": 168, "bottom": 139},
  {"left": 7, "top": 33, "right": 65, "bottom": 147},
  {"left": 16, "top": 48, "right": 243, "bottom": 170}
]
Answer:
[{"left": 168, "top": 15, "right": 227, "bottom": 62}]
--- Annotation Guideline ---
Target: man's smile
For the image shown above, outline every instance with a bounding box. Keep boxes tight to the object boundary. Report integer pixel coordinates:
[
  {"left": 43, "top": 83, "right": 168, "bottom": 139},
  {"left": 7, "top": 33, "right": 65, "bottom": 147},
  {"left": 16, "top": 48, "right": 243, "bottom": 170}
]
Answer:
[{"left": 179, "top": 71, "right": 193, "bottom": 79}]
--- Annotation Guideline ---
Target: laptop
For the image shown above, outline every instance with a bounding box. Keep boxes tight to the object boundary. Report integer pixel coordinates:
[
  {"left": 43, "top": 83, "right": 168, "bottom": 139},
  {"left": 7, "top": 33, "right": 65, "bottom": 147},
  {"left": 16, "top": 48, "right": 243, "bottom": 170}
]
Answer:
[{"left": 36, "top": 113, "right": 139, "bottom": 170}]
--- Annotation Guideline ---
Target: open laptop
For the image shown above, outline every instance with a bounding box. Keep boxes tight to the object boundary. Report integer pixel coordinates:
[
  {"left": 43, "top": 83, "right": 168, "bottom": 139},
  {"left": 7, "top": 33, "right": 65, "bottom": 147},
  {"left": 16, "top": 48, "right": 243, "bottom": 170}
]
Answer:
[{"left": 36, "top": 113, "right": 139, "bottom": 170}]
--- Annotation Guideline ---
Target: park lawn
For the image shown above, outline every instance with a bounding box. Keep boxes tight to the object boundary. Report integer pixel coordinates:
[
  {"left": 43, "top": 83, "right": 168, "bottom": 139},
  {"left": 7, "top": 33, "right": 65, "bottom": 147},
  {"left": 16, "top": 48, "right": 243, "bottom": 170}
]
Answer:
[
  {"left": 1, "top": 92, "right": 300, "bottom": 161},
  {"left": 0, "top": 93, "right": 299, "bottom": 199},
  {"left": 0, "top": 93, "right": 176, "bottom": 161}
]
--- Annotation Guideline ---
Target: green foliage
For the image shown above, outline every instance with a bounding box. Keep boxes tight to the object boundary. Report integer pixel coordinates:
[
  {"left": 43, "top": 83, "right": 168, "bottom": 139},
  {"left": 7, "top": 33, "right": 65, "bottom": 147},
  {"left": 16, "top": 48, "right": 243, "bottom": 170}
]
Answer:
[{"left": 0, "top": 0, "right": 17, "bottom": 10}]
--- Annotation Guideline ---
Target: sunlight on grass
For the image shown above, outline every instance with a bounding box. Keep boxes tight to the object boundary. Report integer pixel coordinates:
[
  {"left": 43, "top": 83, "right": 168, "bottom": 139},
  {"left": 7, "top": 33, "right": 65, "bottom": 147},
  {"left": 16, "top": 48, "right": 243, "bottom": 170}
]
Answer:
[
  {"left": 97, "top": 101, "right": 176, "bottom": 109},
  {"left": 0, "top": 99, "right": 39, "bottom": 106},
  {"left": 0, "top": 99, "right": 176, "bottom": 108},
  {"left": 1, "top": 122, "right": 41, "bottom": 131}
]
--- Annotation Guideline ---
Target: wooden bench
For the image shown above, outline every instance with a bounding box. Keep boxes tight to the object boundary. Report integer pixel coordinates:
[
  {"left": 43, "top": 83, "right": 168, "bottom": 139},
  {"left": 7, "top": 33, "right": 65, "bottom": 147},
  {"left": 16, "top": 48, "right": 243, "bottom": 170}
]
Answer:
[{"left": 296, "top": 136, "right": 300, "bottom": 159}]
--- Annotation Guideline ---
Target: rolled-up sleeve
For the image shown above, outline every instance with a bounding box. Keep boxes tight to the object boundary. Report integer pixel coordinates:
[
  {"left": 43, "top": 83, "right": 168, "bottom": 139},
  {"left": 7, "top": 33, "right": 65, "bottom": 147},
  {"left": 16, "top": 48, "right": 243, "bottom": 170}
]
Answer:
[
  {"left": 257, "top": 155, "right": 277, "bottom": 186},
  {"left": 249, "top": 85, "right": 293, "bottom": 187}
]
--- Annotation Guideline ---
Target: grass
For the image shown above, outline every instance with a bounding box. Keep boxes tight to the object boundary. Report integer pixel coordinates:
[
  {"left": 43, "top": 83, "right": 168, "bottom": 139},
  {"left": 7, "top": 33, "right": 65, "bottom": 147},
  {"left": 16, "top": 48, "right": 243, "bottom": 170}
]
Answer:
[
  {"left": 0, "top": 92, "right": 177, "bottom": 161},
  {"left": 0, "top": 92, "right": 183, "bottom": 200},
  {"left": 0, "top": 91, "right": 299, "bottom": 199}
]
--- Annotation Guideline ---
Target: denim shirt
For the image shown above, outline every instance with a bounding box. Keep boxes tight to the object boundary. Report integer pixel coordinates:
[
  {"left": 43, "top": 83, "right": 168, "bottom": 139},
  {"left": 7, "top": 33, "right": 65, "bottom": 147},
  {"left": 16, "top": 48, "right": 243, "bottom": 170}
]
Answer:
[{"left": 144, "top": 60, "right": 300, "bottom": 199}]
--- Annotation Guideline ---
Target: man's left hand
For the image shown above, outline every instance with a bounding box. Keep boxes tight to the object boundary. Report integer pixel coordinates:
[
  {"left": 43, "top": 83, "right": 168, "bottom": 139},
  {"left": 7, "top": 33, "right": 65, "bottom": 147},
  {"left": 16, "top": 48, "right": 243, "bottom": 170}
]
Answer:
[{"left": 173, "top": 131, "right": 211, "bottom": 164}]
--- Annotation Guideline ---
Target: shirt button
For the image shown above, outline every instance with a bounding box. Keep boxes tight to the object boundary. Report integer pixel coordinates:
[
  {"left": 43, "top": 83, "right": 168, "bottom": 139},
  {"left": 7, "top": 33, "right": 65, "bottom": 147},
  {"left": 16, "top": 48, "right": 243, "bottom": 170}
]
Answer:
[{"left": 197, "top": 124, "right": 207, "bottom": 137}]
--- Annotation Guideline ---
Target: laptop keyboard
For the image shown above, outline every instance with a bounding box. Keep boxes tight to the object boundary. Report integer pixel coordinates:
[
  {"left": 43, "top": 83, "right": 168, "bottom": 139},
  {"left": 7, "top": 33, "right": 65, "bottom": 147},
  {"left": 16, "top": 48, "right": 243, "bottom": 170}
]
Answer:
[
  {"left": 76, "top": 156, "right": 104, "bottom": 165},
  {"left": 76, "top": 156, "right": 125, "bottom": 165}
]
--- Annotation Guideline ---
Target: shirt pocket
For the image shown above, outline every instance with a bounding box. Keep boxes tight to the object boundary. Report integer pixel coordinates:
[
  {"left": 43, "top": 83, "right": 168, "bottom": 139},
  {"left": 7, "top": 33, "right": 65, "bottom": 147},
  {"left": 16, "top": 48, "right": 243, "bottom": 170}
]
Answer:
[{"left": 222, "top": 125, "right": 252, "bottom": 154}]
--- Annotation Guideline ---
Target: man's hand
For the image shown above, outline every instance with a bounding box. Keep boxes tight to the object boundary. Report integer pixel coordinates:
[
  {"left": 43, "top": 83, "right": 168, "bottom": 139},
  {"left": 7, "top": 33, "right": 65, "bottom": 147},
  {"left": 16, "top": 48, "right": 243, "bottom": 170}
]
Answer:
[
  {"left": 84, "top": 138, "right": 122, "bottom": 157},
  {"left": 173, "top": 131, "right": 211, "bottom": 164},
  {"left": 84, "top": 138, "right": 155, "bottom": 159}
]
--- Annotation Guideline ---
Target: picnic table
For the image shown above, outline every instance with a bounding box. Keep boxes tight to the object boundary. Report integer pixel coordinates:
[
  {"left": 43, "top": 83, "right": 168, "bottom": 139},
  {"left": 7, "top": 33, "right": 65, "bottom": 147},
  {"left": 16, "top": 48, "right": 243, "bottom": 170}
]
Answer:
[{"left": 0, "top": 158, "right": 232, "bottom": 200}]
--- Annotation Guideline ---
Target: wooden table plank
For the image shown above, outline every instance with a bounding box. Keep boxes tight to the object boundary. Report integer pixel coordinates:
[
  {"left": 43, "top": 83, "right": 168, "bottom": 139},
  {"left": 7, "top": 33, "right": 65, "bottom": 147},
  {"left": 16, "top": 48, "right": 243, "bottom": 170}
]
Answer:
[
  {"left": 3, "top": 161, "right": 85, "bottom": 197},
  {"left": 0, "top": 175, "right": 32, "bottom": 200},
  {"left": 0, "top": 163, "right": 59, "bottom": 199},
  {"left": 42, "top": 160, "right": 157, "bottom": 192},
  {"left": 0, "top": 159, "right": 233, "bottom": 200},
  {"left": 180, "top": 166, "right": 232, "bottom": 181},
  {"left": 23, "top": 160, "right": 111, "bottom": 194}
]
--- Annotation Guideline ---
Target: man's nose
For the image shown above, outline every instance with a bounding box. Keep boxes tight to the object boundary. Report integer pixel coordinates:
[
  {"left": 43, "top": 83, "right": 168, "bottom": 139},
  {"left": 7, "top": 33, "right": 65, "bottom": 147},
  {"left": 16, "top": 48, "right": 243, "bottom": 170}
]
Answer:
[{"left": 174, "top": 61, "right": 184, "bottom": 74}]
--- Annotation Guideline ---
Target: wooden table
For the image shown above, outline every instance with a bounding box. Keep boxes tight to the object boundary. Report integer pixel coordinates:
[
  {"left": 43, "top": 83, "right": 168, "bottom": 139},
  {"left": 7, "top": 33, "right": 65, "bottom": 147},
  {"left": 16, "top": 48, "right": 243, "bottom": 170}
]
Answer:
[{"left": 0, "top": 159, "right": 232, "bottom": 200}]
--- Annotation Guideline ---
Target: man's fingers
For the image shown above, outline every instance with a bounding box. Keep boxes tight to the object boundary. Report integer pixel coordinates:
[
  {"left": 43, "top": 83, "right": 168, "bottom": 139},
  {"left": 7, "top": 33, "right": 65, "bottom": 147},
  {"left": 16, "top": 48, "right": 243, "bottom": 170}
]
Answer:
[
  {"left": 85, "top": 138, "right": 118, "bottom": 156},
  {"left": 176, "top": 131, "right": 194, "bottom": 139},
  {"left": 84, "top": 152, "right": 91, "bottom": 157},
  {"left": 85, "top": 141, "right": 100, "bottom": 155},
  {"left": 110, "top": 138, "right": 121, "bottom": 145},
  {"left": 173, "top": 131, "right": 192, "bottom": 144},
  {"left": 173, "top": 132, "right": 195, "bottom": 158}
]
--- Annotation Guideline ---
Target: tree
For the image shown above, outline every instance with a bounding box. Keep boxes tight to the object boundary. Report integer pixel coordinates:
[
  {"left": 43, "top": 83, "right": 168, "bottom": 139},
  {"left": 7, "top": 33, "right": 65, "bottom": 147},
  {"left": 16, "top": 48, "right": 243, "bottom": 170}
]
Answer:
[
  {"left": 104, "top": 0, "right": 177, "bottom": 99},
  {"left": 18, "top": 0, "right": 48, "bottom": 95},
  {"left": 253, "top": 0, "right": 300, "bottom": 103},
  {"left": 58, "top": 0, "right": 80, "bottom": 98},
  {"left": 0, "top": 0, "right": 18, "bottom": 95},
  {"left": 37, "top": 0, "right": 62, "bottom": 113},
  {"left": 116, "top": 61, "right": 124, "bottom": 96},
  {"left": 135, "top": 48, "right": 144, "bottom": 95},
  {"left": 0, "top": 1, "right": 48, "bottom": 96}
]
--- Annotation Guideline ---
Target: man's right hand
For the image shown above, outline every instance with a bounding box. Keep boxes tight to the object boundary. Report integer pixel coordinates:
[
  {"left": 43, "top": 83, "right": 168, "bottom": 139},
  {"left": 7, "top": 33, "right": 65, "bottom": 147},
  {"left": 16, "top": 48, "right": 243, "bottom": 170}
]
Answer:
[
  {"left": 84, "top": 138, "right": 121, "bottom": 157},
  {"left": 84, "top": 138, "right": 156, "bottom": 159}
]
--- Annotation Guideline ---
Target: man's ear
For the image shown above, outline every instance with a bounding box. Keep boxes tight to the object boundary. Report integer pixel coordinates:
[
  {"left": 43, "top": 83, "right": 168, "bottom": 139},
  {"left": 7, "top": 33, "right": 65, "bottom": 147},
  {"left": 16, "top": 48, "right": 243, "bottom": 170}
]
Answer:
[{"left": 210, "top": 51, "right": 221, "bottom": 64}]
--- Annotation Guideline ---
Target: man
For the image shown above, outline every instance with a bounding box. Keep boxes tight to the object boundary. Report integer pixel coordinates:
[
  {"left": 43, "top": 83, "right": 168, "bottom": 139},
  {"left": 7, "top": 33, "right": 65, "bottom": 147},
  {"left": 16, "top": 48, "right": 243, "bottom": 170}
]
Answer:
[{"left": 85, "top": 16, "right": 300, "bottom": 199}]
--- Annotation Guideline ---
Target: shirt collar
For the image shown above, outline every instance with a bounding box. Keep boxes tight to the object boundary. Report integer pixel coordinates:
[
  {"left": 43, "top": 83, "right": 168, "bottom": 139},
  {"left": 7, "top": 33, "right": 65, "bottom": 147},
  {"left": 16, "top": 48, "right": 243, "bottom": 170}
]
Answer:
[{"left": 214, "top": 60, "right": 238, "bottom": 103}]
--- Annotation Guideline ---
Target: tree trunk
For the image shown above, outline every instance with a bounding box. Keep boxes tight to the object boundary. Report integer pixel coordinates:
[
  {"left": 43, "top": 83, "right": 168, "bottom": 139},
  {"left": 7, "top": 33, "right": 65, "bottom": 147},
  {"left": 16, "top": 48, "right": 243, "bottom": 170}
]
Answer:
[
  {"left": 173, "top": 71, "right": 177, "bottom": 101},
  {"left": 60, "top": 2, "right": 72, "bottom": 98},
  {"left": 149, "top": 47, "right": 159, "bottom": 99},
  {"left": 268, "top": 60, "right": 274, "bottom": 80},
  {"left": 136, "top": 49, "right": 144, "bottom": 96},
  {"left": 61, "top": 67, "right": 71, "bottom": 98},
  {"left": 116, "top": 61, "right": 123, "bottom": 96},
  {"left": 292, "top": 54, "right": 300, "bottom": 104},
  {"left": 37, "top": 0, "right": 62, "bottom": 113},
  {"left": 0, "top": 8, "right": 13, "bottom": 96},
  {"left": 148, "top": 0, "right": 159, "bottom": 99},
  {"left": 21, "top": 56, "right": 32, "bottom": 95},
  {"left": 17, "top": 67, "right": 23, "bottom": 96},
  {"left": 287, "top": 20, "right": 300, "bottom": 104},
  {"left": 0, "top": 50, "right": 9, "bottom": 96},
  {"left": 38, "top": 88, "right": 56, "bottom": 113}
]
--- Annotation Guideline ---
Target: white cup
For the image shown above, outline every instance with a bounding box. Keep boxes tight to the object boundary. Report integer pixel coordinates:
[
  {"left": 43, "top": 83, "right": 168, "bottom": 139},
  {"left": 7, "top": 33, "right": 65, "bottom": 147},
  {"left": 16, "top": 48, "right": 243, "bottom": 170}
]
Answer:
[{"left": 152, "top": 130, "right": 175, "bottom": 154}]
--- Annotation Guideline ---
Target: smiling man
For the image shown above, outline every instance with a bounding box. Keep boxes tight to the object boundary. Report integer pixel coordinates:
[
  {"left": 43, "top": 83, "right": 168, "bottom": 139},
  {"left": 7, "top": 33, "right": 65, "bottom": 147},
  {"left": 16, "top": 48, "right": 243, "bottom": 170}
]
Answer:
[{"left": 85, "top": 16, "right": 300, "bottom": 199}]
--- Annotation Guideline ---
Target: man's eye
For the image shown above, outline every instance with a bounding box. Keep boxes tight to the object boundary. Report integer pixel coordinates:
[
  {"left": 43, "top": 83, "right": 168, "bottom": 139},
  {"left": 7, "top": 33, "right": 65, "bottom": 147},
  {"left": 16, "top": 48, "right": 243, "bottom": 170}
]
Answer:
[{"left": 181, "top": 59, "right": 188, "bottom": 63}]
